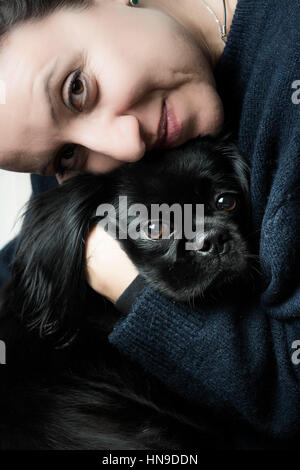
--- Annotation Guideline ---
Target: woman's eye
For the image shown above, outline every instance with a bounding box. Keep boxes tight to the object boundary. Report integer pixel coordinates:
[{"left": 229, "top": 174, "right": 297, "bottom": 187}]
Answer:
[
  {"left": 72, "top": 76, "right": 84, "bottom": 95},
  {"left": 64, "top": 70, "right": 88, "bottom": 112},
  {"left": 56, "top": 144, "right": 77, "bottom": 175},
  {"left": 216, "top": 194, "right": 238, "bottom": 212}
]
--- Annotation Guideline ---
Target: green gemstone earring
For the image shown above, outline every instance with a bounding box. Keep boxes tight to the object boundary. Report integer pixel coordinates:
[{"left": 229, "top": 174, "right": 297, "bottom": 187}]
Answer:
[{"left": 129, "top": 0, "right": 139, "bottom": 6}]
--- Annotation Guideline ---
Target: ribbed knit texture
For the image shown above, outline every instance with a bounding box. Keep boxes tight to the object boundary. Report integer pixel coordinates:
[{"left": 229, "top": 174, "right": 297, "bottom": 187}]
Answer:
[{"left": 110, "top": 0, "right": 300, "bottom": 439}]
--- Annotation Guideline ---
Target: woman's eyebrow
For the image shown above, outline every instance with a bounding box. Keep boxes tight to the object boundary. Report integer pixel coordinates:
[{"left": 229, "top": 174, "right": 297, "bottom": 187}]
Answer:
[
  {"left": 0, "top": 150, "right": 54, "bottom": 175},
  {"left": 44, "top": 61, "right": 59, "bottom": 127}
]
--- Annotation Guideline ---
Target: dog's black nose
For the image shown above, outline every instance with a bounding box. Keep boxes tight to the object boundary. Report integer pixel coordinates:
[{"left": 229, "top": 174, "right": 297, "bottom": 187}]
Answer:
[
  {"left": 176, "top": 228, "right": 231, "bottom": 259},
  {"left": 197, "top": 229, "right": 230, "bottom": 255}
]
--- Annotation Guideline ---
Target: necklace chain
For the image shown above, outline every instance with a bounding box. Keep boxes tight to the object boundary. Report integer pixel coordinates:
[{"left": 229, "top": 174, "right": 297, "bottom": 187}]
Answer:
[{"left": 200, "top": 0, "right": 227, "bottom": 45}]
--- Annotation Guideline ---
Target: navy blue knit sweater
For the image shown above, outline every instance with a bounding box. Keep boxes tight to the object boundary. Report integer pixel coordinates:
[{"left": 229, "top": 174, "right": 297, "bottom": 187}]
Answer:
[{"left": 109, "top": 0, "right": 300, "bottom": 439}]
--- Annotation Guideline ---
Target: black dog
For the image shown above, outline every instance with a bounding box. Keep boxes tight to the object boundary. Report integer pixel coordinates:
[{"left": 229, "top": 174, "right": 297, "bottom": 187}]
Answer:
[
  {"left": 96, "top": 135, "right": 252, "bottom": 302},
  {"left": 0, "top": 135, "right": 254, "bottom": 450}
]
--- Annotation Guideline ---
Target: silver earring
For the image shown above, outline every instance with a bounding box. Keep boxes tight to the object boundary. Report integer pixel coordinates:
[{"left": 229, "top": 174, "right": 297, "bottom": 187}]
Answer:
[{"left": 129, "top": 0, "right": 139, "bottom": 6}]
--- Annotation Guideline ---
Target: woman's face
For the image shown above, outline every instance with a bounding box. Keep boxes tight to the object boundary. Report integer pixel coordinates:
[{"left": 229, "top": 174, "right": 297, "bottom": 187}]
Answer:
[{"left": 0, "top": 0, "right": 224, "bottom": 179}]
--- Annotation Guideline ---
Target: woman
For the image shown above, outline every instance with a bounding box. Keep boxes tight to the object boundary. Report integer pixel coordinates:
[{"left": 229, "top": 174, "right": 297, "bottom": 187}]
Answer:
[{"left": 0, "top": 0, "right": 299, "bottom": 446}]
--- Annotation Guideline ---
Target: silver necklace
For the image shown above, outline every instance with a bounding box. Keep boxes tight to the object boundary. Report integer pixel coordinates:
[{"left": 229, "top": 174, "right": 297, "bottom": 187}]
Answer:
[{"left": 200, "top": 0, "right": 227, "bottom": 45}]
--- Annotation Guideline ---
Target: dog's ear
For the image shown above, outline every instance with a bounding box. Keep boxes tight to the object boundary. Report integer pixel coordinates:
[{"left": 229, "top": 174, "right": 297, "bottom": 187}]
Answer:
[
  {"left": 208, "top": 132, "right": 250, "bottom": 197},
  {"left": 11, "top": 174, "right": 113, "bottom": 347},
  {"left": 226, "top": 141, "right": 250, "bottom": 197}
]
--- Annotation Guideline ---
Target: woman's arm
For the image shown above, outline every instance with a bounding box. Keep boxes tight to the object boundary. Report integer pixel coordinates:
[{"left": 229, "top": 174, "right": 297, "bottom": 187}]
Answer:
[
  {"left": 86, "top": 225, "right": 300, "bottom": 438},
  {"left": 110, "top": 283, "right": 300, "bottom": 438}
]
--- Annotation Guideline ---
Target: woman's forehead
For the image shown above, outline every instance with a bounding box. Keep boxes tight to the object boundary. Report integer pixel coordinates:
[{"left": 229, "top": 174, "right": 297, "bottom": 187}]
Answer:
[{"left": 0, "top": 11, "right": 85, "bottom": 173}]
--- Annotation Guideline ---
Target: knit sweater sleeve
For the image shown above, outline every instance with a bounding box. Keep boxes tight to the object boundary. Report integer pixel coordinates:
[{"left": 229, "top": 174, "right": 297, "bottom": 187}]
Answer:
[
  {"left": 110, "top": 284, "right": 300, "bottom": 437},
  {"left": 109, "top": 0, "right": 300, "bottom": 438}
]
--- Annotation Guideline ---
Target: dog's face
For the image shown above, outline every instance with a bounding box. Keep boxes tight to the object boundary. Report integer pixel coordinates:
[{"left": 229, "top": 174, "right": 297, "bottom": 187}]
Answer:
[{"left": 112, "top": 136, "right": 251, "bottom": 301}]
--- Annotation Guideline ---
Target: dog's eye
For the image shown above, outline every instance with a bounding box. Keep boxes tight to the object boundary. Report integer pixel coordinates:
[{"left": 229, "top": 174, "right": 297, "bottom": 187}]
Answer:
[
  {"left": 141, "top": 220, "right": 171, "bottom": 240},
  {"left": 216, "top": 194, "right": 238, "bottom": 212}
]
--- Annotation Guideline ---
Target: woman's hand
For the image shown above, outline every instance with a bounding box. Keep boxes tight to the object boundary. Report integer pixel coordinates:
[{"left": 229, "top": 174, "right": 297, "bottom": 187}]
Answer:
[{"left": 85, "top": 225, "right": 139, "bottom": 303}]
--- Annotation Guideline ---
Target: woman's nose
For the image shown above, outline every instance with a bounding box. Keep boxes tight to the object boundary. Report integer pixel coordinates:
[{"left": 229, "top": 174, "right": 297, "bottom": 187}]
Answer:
[{"left": 71, "top": 113, "right": 147, "bottom": 164}]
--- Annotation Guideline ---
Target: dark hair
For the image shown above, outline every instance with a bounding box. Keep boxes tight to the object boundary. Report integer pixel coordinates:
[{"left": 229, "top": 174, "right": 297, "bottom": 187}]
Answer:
[{"left": 0, "top": 0, "right": 93, "bottom": 40}]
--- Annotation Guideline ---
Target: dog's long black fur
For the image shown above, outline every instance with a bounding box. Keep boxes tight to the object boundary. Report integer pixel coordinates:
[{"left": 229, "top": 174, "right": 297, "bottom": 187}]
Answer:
[{"left": 0, "top": 135, "right": 255, "bottom": 449}]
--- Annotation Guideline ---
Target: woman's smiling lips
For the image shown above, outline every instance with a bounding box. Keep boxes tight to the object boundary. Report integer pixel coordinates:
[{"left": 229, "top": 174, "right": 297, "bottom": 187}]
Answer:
[{"left": 154, "top": 100, "right": 183, "bottom": 149}]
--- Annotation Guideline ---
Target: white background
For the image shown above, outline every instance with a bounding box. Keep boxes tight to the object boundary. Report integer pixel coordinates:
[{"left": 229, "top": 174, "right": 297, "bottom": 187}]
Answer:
[{"left": 0, "top": 170, "right": 31, "bottom": 249}]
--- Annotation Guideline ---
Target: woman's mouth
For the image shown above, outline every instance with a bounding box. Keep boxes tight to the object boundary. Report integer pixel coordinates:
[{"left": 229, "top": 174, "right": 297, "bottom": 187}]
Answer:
[{"left": 155, "top": 100, "right": 183, "bottom": 149}]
